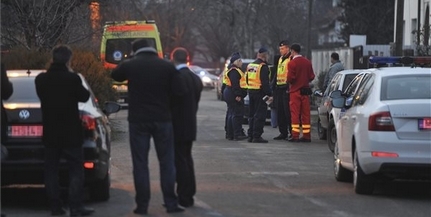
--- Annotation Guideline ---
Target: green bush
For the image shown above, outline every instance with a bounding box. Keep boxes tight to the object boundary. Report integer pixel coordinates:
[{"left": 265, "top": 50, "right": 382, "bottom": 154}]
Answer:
[
  {"left": 316, "top": 71, "right": 326, "bottom": 91},
  {"left": 1, "top": 47, "right": 116, "bottom": 106}
]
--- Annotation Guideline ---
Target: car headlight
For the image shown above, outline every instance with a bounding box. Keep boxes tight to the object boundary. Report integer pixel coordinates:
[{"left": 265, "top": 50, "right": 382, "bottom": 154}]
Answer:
[{"left": 202, "top": 76, "right": 211, "bottom": 83}]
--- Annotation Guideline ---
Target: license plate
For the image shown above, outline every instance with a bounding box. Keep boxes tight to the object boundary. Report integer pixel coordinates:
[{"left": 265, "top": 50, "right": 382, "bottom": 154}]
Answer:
[
  {"left": 8, "top": 125, "right": 43, "bottom": 137},
  {"left": 418, "top": 118, "right": 431, "bottom": 130},
  {"left": 117, "top": 98, "right": 125, "bottom": 103}
]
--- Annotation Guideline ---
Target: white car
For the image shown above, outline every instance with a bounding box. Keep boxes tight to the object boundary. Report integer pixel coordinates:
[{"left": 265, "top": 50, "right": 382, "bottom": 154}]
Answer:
[
  {"left": 313, "top": 69, "right": 361, "bottom": 152},
  {"left": 330, "top": 66, "right": 431, "bottom": 195}
]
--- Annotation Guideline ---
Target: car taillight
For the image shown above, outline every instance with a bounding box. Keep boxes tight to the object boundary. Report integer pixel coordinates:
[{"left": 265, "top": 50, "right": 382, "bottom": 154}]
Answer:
[
  {"left": 81, "top": 114, "right": 96, "bottom": 130},
  {"left": 368, "top": 111, "right": 395, "bottom": 131}
]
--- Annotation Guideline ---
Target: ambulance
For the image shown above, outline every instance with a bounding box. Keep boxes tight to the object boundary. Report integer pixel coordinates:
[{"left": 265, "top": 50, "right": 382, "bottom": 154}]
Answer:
[{"left": 100, "top": 20, "right": 163, "bottom": 105}]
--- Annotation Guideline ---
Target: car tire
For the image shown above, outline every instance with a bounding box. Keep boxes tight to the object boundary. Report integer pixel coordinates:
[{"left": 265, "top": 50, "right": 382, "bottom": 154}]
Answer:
[
  {"left": 317, "top": 117, "right": 327, "bottom": 140},
  {"left": 89, "top": 173, "right": 110, "bottom": 201},
  {"left": 327, "top": 118, "right": 336, "bottom": 152},
  {"left": 334, "top": 141, "right": 353, "bottom": 182},
  {"left": 354, "top": 149, "right": 374, "bottom": 195}
]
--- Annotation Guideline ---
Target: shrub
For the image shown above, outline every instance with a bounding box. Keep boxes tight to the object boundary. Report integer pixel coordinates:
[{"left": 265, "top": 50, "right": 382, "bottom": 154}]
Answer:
[{"left": 1, "top": 47, "right": 116, "bottom": 106}]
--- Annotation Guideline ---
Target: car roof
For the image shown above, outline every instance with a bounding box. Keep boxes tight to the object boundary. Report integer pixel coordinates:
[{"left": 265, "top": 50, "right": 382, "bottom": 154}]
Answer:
[
  {"left": 337, "top": 69, "right": 366, "bottom": 75},
  {"left": 367, "top": 67, "right": 431, "bottom": 77},
  {"left": 6, "top": 69, "right": 45, "bottom": 78}
]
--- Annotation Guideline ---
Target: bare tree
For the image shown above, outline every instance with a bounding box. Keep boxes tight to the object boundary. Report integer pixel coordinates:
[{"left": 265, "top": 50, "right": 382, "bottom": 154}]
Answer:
[{"left": 1, "top": 0, "right": 94, "bottom": 50}]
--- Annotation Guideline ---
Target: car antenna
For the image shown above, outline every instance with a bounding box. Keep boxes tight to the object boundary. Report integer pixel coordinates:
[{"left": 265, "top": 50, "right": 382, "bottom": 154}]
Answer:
[{"left": 26, "top": 69, "right": 31, "bottom": 77}]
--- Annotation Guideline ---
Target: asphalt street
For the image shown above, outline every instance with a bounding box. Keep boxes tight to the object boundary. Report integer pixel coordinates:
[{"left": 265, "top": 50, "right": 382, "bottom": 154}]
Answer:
[{"left": 2, "top": 89, "right": 431, "bottom": 217}]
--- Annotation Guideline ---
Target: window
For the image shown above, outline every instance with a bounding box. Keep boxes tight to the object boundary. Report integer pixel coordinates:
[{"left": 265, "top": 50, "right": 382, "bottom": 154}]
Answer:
[
  {"left": 105, "top": 38, "right": 157, "bottom": 64},
  {"left": 324, "top": 74, "right": 340, "bottom": 96},
  {"left": 5, "top": 78, "right": 39, "bottom": 103},
  {"left": 342, "top": 74, "right": 359, "bottom": 92},
  {"left": 352, "top": 74, "right": 374, "bottom": 106},
  {"left": 382, "top": 75, "right": 431, "bottom": 100},
  {"left": 343, "top": 73, "right": 364, "bottom": 96}
]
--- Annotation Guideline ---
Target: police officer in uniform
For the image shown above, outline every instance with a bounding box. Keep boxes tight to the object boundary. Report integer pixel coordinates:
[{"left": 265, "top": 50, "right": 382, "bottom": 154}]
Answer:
[
  {"left": 273, "top": 40, "right": 293, "bottom": 141},
  {"left": 223, "top": 52, "right": 248, "bottom": 141},
  {"left": 246, "top": 48, "right": 272, "bottom": 143}
]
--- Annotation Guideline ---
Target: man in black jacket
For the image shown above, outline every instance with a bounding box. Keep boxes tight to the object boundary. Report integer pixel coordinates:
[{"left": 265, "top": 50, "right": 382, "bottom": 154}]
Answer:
[
  {"left": 111, "top": 39, "right": 187, "bottom": 214},
  {"left": 35, "top": 45, "right": 94, "bottom": 216},
  {"left": 170, "top": 47, "right": 203, "bottom": 208}
]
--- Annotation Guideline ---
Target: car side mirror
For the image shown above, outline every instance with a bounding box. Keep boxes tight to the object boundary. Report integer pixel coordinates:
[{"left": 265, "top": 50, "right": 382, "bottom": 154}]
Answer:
[
  {"left": 103, "top": 101, "right": 121, "bottom": 115},
  {"left": 331, "top": 97, "right": 346, "bottom": 108},
  {"left": 313, "top": 90, "right": 323, "bottom": 97},
  {"left": 329, "top": 90, "right": 342, "bottom": 98}
]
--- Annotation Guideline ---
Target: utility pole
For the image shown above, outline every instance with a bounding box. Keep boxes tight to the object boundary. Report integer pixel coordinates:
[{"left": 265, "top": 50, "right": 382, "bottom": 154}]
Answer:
[
  {"left": 395, "top": 0, "right": 404, "bottom": 56},
  {"left": 306, "top": 0, "right": 313, "bottom": 58}
]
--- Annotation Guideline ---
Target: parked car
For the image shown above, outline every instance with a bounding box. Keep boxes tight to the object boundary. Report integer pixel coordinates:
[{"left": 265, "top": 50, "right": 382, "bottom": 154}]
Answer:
[
  {"left": 313, "top": 70, "right": 361, "bottom": 151},
  {"left": 1, "top": 69, "right": 121, "bottom": 201},
  {"left": 188, "top": 65, "right": 219, "bottom": 89},
  {"left": 330, "top": 66, "right": 431, "bottom": 195}
]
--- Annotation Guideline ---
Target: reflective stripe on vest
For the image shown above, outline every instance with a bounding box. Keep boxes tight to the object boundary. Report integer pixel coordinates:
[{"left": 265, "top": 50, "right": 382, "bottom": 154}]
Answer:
[
  {"left": 226, "top": 67, "right": 247, "bottom": 89},
  {"left": 276, "top": 57, "right": 289, "bottom": 85},
  {"left": 222, "top": 68, "right": 229, "bottom": 85},
  {"left": 246, "top": 63, "right": 264, "bottom": 89}
]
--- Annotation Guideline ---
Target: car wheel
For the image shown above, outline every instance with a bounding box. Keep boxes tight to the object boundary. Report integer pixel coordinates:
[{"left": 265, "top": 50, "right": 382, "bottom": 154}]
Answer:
[
  {"left": 89, "top": 173, "right": 110, "bottom": 201},
  {"left": 317, "top": 117, "right": 327, "bottom": 140},
  {"left": 353, "top": 149, "right": 374, "bottom": 195},
  {"left": 327, "top": 118, "right": 336, "bottom": 152},
  {"left": 334, "top": 141, "right": 353, "bottom": 182}
]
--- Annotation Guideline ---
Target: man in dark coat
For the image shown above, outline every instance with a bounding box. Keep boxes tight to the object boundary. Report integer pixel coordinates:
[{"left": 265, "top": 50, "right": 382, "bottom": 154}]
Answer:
[
  {"left": 111, "top": 39, "right": 187, "bottom": 214},
  {"left": 170, "top": 47, "right": 203, "bottom": 208},
  {"left": 1, "top": 63, "right": 13, "bottom": 146},
  {"left": 35, "top": 45, "right": 94, "bottom": 216}
]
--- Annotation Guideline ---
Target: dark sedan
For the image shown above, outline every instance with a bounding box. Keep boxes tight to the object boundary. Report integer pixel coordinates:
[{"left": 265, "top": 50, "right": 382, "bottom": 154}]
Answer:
[{"left": 1, "top": 69, "right": 121, "bottom": 201}]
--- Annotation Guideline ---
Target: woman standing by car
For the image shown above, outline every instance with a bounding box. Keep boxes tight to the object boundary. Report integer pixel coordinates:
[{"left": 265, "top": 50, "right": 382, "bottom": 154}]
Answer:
[{"left": 223, "top": 52, "right": 248, "bottom": 141}]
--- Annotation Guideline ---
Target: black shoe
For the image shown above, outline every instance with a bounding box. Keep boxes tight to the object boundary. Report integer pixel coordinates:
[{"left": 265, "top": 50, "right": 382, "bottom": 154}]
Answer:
[
  {"left": 51, "top": 208, "right": 66, "bottom": 216},
  {"left": 225, "top": 134, "right": 233, "bottom": 139},
  {"left": 166, "top": 206, "right": 185, "bottom": 213},
  {"left": 179, "top": 201, "right": 194, "bottom": 208},
  {"left": 285, "top": 135, "right": 293, "bottom": 141},
  {"left": 70, "top": 207, "right": 94, "bottom": 217},
  {"left": 273, "top": 134, "right": 287, "bottom": 140},
  {"left": 247, "top": 137, "right": 253, "bottom": 143},
  {"left": 234, "top": 135, "right": 248, "bottom": 141},
  {"left": 133, "top": 208, "right": 148, "bottom": 215},
  {"left": 252, "top": 137, "right": 268, "bottom": 143},
  {"left": 227, "top": 137, "right": 234, "bottom": 140},
  {"left": 289, "top": 138, "right": 301, "bottom": 143},
  {"left": 300, "top": 138, "right": 311, "bottom": 143}
]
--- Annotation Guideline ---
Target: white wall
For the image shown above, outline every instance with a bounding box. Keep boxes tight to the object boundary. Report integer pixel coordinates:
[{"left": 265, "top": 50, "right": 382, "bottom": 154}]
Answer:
[{"left": 397, "top": 0, "right": 431, "bottom": 46}]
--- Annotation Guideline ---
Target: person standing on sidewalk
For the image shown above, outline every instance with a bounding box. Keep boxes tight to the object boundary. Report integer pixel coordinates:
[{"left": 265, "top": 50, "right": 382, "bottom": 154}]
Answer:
[
  {"left": 111, "top": 39, "right": 186, "bottom": 214},
  {"left": 170, "top": 47, "right": 203, "bottom": 207},
  {"left": 323, "top": 52, "right": 344, "bottom": 90},
  {"left": 246, "top": 47, "right": 272, "bottom": 143},
  {"left": 286, "top": 44, "right": 315, "bottom": 142},
  {"left": 35, "top": 45, "right": 94, "bottom": 216},
  {"left": 223, "top": 52, "right": 248, "bottom": 141},
  {"left": 273, "top": 40, "right": 293, "bottom": 141}
]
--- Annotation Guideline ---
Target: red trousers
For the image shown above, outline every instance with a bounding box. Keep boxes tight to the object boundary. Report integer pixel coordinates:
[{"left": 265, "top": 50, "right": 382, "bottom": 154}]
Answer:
[{"left": 289, "top": 91, "right": 311, "bottom": 139}]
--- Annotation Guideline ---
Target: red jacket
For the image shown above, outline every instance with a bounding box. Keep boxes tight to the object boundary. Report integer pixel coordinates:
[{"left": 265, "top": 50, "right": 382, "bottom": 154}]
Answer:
[{"left": 287, "top": 55, "right": 315, "bottom": 93}]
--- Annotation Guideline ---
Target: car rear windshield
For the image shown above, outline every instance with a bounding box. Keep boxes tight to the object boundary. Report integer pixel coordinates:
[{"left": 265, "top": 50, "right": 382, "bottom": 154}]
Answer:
[
  {"left": 382, "top": 75, "right": 431, "bottom": 100},
  {"left": 5, "top": 78, "right": 39, "bottom": 103}
]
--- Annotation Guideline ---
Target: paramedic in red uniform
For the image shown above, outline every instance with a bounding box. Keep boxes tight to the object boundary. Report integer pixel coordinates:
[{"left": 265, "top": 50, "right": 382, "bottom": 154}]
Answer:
[{"left": 286, "top": 44, "right": 315, "bottom": 142}]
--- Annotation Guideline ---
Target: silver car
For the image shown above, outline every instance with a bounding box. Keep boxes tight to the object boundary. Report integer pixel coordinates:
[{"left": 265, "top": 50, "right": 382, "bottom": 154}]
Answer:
[{"left": 330, "top": 67, "right": 431, "bottom": 195}]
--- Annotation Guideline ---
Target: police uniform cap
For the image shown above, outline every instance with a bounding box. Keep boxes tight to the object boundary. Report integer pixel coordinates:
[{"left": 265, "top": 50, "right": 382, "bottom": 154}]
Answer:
[
  {"left": 279, "top": 40, "right": 289, "bottom": 47},
  {"left": 258, "top": 47, "right": 268, "bottom": 53},
  {"left": 230, "top": 52, "right": 241, "bottom": 63}
]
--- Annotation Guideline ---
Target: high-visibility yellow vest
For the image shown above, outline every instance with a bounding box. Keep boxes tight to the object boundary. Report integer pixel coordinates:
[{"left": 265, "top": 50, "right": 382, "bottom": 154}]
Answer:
[
  {"left": 225, "top": 67, "right": 247, "bottom": 89},
  {"left": 246, "top": 63, "right": 264, "bottom": 90},
  {"left": 222, "top": 68, "right": 229, "bottom": 85},
  {"left": 276, "top": 56, "right": 290, "bottom": 85}
]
